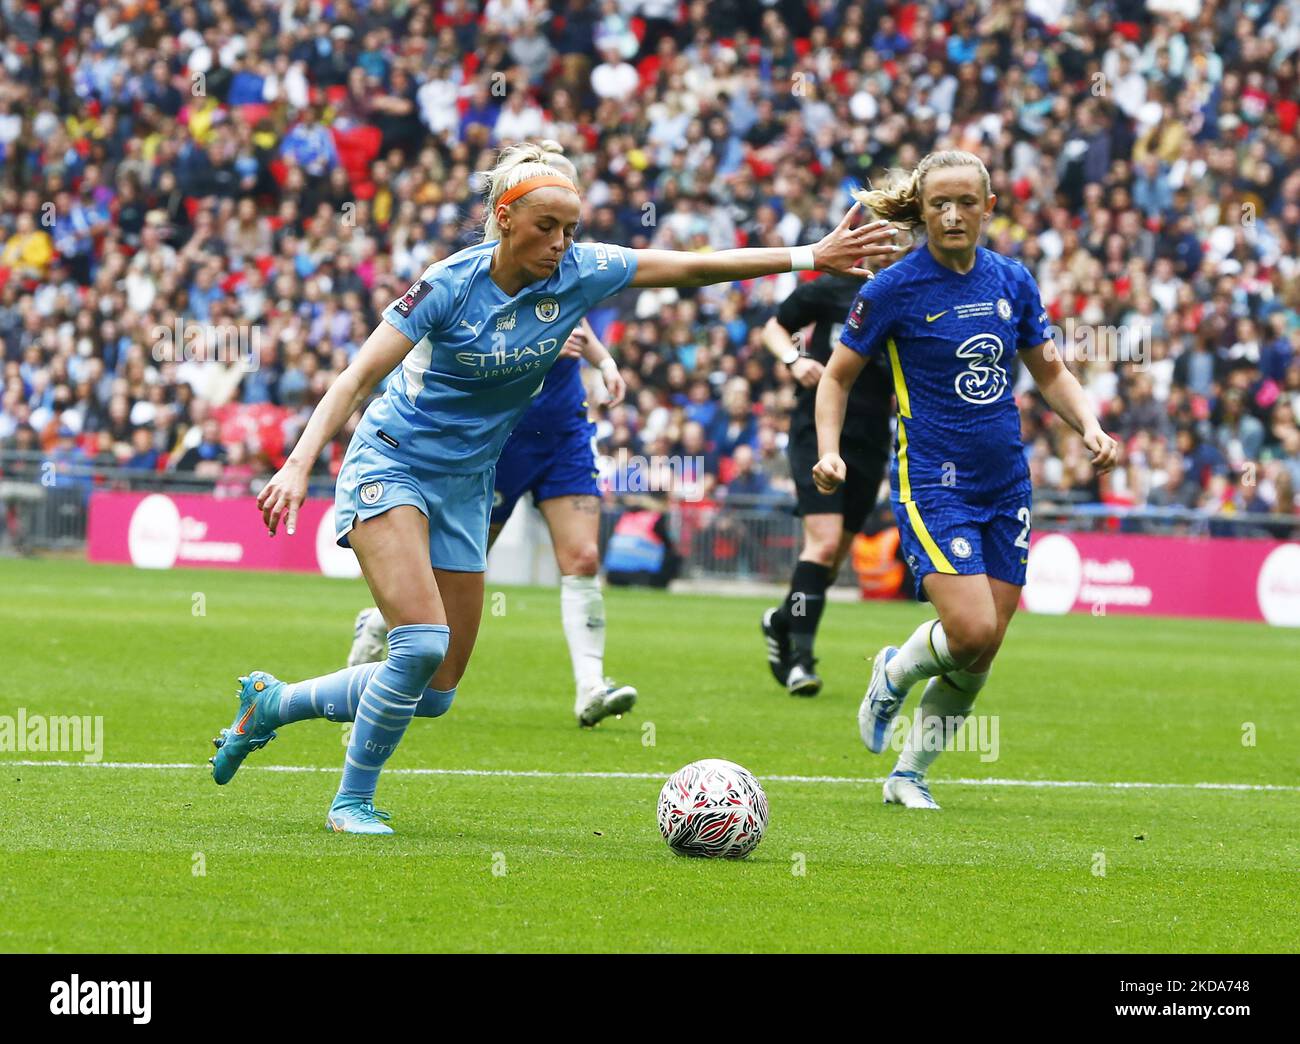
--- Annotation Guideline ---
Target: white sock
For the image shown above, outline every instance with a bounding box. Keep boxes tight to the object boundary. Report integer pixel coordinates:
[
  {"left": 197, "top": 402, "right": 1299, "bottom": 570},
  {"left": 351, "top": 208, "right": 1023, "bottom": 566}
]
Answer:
[
  {"left": 560, "top": 574, "right": 605, "bottom": 696},
  {"left": 886, "top": 619, "right": 958, "bottom": 695},
  {"left": 893, "top": 667, "right": 988, "bottom": 777}
]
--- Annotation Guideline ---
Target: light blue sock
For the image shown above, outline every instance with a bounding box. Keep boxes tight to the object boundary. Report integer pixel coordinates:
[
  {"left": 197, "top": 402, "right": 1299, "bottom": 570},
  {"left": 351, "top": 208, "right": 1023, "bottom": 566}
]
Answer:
[
  {"left": 336, "top": 624, "right": 449, "bottom": 804},
  {"left": 418, "top": 686, "right": 456, "bottom": 718},
  {"left": 274, "top": 671, "right": 455, "bottom": 724},
  {"left": 275, "top": 663, "right": 381, "bottom": 724}
]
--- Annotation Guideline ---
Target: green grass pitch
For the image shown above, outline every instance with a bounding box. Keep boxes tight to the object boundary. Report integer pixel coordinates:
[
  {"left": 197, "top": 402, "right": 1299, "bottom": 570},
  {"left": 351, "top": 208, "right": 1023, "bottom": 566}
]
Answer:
[{"left": 1, "top": 557, "right": 1297, "bottom": 953}]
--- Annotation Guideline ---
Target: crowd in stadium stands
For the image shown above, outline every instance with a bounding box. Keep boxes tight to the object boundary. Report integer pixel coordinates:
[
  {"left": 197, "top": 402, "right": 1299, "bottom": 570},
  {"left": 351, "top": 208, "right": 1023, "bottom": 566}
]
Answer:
[{"left": 1, "top": 0, "right": 1299, "bottom": 537}]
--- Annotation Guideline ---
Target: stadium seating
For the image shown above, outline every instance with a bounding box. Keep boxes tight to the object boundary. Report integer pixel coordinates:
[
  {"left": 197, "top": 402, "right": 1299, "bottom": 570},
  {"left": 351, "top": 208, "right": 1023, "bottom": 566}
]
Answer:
[{"left": 0, "top": 1, "right": 1295, "bottom": 532}]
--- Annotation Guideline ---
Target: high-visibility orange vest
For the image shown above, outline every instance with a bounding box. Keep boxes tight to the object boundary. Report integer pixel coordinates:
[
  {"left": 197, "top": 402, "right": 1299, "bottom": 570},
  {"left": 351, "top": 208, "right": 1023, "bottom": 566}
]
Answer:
[{"left": 852, "top": 528, "right": 904, "bottom": 599}]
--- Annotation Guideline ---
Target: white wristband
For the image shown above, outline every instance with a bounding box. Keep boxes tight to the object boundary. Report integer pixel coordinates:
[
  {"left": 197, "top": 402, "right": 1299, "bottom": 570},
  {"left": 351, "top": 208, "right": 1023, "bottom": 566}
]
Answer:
[
  {"left": 598, "top": 358, "right": 619, "bottom": 377},
  {"left": 790, "top": 245, "right": 816, "bottom": 271},
  {"left": 779, "top": 346, "right": 801, "bottom": 366}
]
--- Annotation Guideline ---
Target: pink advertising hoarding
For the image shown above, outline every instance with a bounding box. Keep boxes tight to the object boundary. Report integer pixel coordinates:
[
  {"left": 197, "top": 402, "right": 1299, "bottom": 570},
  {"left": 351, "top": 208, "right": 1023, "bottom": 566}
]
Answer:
[
  {"left": 88, "top": 491, "right": 1300, "bottom": 625},
  {"left": 1022, "top": 531, "right": 1300, "bottom": 627},
  {"left": 87, "top": 491, "right": 361, "bottom": 578}
]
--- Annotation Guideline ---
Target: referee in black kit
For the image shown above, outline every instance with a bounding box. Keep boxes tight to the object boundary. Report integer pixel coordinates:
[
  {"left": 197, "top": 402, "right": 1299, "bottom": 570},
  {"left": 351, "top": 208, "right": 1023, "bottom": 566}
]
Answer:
[{"left": 760, "top": 209, "right": 915, "bottom": 696}]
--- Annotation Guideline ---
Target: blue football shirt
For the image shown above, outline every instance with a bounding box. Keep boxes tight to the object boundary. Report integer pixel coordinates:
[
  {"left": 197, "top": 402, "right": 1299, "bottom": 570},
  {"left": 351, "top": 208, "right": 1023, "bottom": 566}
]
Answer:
[
  {"left": 513, "top": 355, "right": 589, "bottom": 434},
  {"left": 839, "top": 246, "right": 1051, "bottom": 504},
  {"left": 356, "top": 241, "right": 635, "bottom": 472}
]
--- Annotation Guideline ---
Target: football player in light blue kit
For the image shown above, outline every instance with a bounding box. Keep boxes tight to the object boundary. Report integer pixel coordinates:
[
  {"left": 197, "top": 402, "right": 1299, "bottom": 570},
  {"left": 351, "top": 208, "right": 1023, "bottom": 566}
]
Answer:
[
  {"left": 814, "top": 151, "right": 1119, "bottom": 810},
  {"left": 350, "top": 317, "right": 641, "bottom": 726},
  {"left": 347, "top": 148, "right": 639, "bottom": 727},
  {"left": 207, "top": 140, "right": 902, "bottom": 833}
]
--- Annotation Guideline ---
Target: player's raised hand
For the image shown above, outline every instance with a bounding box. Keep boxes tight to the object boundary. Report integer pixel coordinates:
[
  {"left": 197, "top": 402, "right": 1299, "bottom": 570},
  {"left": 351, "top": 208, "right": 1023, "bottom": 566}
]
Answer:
[
  {"left": 1084, "top": 428, "right": 1120, "bottom": 474},
  {"left": 812, "top": 452, "right": 847, "bottom": 493},
  {"left": 813, "top": 206, "right": 899, "bottom": 278},
  {"left": 257, "top": 459, "right": 308, "bottom": 536}
]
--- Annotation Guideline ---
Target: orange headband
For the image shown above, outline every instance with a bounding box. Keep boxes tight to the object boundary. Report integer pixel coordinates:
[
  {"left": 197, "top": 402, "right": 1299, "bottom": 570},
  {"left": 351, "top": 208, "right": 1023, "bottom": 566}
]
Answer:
[{"left": 496, "top": 175, "right": 579, "bottom": 209}]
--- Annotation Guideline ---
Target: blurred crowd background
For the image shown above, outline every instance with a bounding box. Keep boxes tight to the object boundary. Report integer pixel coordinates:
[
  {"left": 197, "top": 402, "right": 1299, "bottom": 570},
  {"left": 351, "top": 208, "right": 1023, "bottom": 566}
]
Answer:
[{"left": 2, "top": 0, "right": 1299, "bottom": 536}]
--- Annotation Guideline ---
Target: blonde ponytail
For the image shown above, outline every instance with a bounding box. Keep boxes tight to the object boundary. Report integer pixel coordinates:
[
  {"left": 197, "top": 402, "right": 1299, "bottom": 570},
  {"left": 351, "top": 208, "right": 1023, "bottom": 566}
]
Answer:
[
  {"left": 852, "top": 168, "right": 923, "bottom": 226},
  {"left": 851, "top": 150, "right": 991, "bottom": 227},
  {"left": 480, "top": 140, "right": 580, "bottom": 242}
]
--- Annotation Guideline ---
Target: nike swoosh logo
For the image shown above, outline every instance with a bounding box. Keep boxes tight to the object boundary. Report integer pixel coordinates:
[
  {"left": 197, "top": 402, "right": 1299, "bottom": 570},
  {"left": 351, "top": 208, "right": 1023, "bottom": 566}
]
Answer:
[
  {"left": 233, "top": 704, "right": 256, "bottom": 736},
  {"left": 926, "top": 311, "right": 948, "bottom": 322},
  {"left": 1019, "top": 556, "right": 1029, "bottom": 564}
]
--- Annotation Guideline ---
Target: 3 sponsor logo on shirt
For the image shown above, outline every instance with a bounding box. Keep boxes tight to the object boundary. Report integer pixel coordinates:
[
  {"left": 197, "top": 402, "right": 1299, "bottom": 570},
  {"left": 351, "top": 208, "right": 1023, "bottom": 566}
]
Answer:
[{"left": 953, "top": 333, "right": 1009, "bottom": 405}]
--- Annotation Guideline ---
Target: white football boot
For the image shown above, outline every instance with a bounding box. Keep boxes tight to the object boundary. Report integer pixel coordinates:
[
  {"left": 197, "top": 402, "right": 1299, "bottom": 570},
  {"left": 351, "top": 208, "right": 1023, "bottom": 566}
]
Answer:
[
  {"left": 882, "top": 771, "right": 941, "bottom": 810},
  {"left": 859, "top": 645, "right": 906, "bottom": 753},
  {"left": 785, "top": 660, "right": 822, "bottom": 697},
  {"left": 576, "top": 678, "right": 638, "bottom": 727},
  {"left": 347, "top": 607, "right": 387, "bottom": 667}
]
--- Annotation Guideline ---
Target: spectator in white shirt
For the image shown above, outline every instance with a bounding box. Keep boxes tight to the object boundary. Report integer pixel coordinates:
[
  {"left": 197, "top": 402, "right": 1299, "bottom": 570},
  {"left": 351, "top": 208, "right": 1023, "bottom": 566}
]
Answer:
[
  {"left": 494, "top": 93, "right": 546, "bottom": 144},
  {"left": 591, "top": 43, "right": 639, "bottom": 102}
]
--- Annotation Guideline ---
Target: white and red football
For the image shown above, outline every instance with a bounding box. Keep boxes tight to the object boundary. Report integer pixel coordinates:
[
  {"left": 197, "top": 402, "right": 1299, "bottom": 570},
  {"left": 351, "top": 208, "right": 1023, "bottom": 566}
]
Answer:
[{"left": 657, "top": 759, "right": 769, "bottom": 859}]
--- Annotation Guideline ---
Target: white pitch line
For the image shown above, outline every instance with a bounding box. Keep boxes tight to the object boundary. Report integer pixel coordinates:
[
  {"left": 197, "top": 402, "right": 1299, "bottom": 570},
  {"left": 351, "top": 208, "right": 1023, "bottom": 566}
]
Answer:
[{"left": 1, "top": 760, "right": 1297, "bottom": 793}]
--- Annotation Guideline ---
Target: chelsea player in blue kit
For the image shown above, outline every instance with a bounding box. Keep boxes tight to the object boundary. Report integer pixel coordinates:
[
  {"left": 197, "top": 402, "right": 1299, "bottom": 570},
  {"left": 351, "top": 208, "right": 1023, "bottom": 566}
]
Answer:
[
  {"left": 487, "top": 322, "right": 641, "bottom": 725},
  {"left": 207, "top": 140, "right": 901, "bottom": 833},
  {"left": 814, "top": 151, "right": 1119, "bottom": 811}
]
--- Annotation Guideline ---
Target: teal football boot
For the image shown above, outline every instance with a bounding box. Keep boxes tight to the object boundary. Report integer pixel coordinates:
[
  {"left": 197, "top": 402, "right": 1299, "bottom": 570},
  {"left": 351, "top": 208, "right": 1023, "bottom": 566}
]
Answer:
[{"left": 209, "top": 672, "right": 282, "bottom": 784}]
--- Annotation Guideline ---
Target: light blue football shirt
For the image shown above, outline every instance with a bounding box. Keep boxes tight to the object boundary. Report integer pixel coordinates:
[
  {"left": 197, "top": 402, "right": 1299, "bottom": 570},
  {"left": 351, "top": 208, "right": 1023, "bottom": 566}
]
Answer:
[{"left": 355, "top": 240, "right": 636, "bottom": 473}]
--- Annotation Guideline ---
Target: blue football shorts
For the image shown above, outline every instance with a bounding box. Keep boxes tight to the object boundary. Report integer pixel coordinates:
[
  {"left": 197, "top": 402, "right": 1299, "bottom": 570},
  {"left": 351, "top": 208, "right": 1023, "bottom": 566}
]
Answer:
[
  {"left": 335, "top": 438, "right": 495, "bottom": 572},
  {"left": 892, "top": 488, "right": 1033, "bottom": 600},
  {"left": 490, "top": 421, "right": 600, "bottom": 527}
]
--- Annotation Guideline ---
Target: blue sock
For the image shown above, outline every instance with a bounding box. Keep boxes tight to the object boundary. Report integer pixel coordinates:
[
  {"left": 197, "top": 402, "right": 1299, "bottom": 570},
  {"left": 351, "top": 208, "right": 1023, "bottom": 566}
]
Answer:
[
  {"left": 336, "top": 624, "right": 449, "bottom": 804},
  {"left": 275, "top": 672, "right": 455, "bottom": 724},
  {"left": 418, "top": 686, "right": 456, "bottom": 718},
  {"left": 275, "top": 663, "right": 380, "bottom": 724}
]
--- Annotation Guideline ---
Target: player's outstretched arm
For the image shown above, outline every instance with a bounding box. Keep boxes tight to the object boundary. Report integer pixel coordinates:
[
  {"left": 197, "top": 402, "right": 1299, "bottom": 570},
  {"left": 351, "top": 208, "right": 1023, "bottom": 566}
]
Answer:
[
  {"left": 629, "top": 204, "right": 899, "bottom": 288},
  {"left": 1021, "top": 341, "right": 1120, "bottom": 474},
  {"left": 257, "top": 320, "right": 414, "bottom": 536},
  {"left": 812, "top": 343, "right": 867, "bottom": 493}
]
